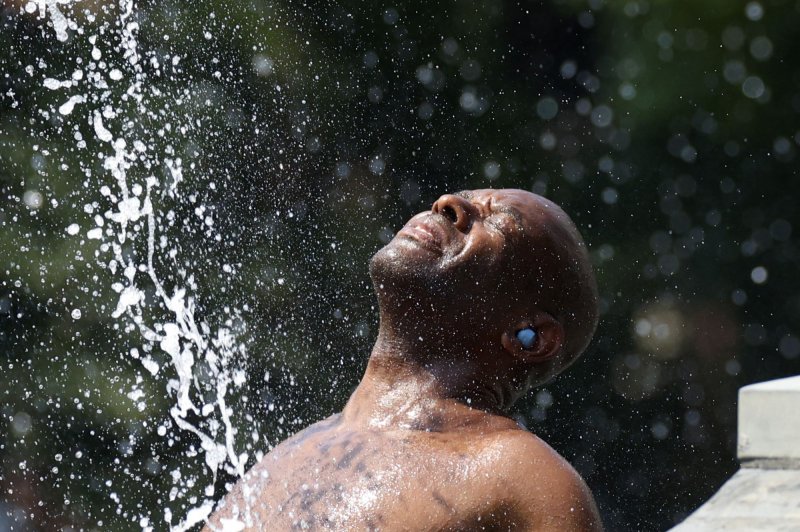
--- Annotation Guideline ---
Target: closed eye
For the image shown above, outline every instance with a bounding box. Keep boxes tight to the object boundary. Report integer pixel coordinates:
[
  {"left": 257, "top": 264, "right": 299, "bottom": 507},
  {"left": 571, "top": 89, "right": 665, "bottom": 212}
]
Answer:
[{"left": 488, "top": 207, "right": 522, "bottom": 228}]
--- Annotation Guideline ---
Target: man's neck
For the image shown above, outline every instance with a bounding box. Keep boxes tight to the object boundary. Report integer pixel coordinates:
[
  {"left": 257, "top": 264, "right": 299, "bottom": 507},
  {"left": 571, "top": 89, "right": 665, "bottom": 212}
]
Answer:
[{"left": 340, "top": 328, "right": 516, "bottom": 432}]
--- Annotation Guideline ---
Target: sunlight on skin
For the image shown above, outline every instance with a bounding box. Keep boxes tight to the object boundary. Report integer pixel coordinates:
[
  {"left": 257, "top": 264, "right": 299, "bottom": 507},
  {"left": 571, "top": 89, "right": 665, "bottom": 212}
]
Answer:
[{"left": 205, "top": 189, "right": 601, "bottom": 531}]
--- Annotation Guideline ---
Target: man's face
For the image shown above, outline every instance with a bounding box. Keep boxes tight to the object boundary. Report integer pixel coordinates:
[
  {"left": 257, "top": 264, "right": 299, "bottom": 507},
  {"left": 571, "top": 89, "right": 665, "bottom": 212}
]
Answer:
[
  {"left": 370, "top": 189, "right": 546, "bottom": 304},
  {"left": 370, "top": 188, "right": 597, "bottom": 378}
]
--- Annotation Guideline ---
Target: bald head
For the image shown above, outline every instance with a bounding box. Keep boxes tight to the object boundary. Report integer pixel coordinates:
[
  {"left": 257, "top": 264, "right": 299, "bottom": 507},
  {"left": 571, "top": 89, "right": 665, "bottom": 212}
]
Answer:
[
  {"left": 371, "top": 188, "right": 598, "bottom": 392},
  {"left": 503, "top": 191, "right": 598, "bottom": 376}
]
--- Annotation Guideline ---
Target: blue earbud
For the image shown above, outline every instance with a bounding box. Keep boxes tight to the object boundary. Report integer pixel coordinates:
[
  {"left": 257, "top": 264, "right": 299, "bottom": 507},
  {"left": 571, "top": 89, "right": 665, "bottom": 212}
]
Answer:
[{"left": 516, "top": 327, "right": 537, "bottom": 349}]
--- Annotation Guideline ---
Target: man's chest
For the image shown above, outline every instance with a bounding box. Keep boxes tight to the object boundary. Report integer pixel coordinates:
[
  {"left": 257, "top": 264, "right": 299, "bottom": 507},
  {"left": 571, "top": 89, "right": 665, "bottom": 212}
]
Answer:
[{"left": 223, "top": 430, "right": 516, "bottom": 530}]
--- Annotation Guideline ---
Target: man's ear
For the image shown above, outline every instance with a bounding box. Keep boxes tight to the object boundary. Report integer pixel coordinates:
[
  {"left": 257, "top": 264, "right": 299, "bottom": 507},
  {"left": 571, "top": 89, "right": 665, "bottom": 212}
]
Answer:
[{"left": 501, "top": 312, "right": 564, "bottom": 364}]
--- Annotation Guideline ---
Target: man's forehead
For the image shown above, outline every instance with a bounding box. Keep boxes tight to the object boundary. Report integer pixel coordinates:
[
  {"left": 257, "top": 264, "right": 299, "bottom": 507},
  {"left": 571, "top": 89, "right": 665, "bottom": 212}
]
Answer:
[
  {"left": 455, "top": 188, "right": 547, "bottom": 212},
  {"left": 456, "top": 187, "right": 530, "bottom": 199}
]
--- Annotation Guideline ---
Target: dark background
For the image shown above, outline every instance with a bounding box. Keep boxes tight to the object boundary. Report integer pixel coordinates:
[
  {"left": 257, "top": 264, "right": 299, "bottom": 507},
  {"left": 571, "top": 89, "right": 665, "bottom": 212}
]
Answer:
[{"left": 2, "top": 0, "right": 800, "bottom": 530}]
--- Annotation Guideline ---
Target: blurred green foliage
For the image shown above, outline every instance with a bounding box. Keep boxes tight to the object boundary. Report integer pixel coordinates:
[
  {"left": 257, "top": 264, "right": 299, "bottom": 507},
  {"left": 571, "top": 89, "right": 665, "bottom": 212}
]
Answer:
[{"left": 2, "top": 0, "right": 800, "bottom": 530}]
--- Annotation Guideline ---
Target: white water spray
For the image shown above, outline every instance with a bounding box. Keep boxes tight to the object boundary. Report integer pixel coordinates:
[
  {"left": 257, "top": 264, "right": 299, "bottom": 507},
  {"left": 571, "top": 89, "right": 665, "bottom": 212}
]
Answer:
[{"left": 24, "top": 1, "right": 256, "bottom": 529}]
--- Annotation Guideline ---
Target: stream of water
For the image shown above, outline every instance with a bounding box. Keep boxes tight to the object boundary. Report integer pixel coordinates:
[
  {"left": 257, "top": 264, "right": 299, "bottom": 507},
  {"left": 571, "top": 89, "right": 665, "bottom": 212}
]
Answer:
[{"left": 23, "top": 2, "right": 257, "bottom": 528}]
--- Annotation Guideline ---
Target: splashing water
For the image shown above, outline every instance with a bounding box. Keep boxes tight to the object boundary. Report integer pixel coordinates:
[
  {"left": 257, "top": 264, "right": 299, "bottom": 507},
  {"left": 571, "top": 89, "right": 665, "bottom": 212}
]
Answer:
[{"left": 24, "top": 1, "right": 256, "bottom": 528}]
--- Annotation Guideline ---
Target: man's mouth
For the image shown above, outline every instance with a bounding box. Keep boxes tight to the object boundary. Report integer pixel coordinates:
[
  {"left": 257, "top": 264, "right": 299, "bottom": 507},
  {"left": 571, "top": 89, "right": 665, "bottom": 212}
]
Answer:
[{"left": 398, "top": 218, "right": 446, "bottom": 251}]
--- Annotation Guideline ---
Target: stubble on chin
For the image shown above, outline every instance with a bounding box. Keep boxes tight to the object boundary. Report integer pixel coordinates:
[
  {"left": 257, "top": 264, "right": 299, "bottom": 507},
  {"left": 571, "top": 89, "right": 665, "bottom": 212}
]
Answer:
[{"left": 368, "top": 242, "right": 451, "bottom": 297}]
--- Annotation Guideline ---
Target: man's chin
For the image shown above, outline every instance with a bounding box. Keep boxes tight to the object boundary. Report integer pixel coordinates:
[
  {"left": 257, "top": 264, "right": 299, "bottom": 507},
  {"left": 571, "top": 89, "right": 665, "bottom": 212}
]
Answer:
[{"left": 368, "top": 239, "right": 442, "bottom": 290}]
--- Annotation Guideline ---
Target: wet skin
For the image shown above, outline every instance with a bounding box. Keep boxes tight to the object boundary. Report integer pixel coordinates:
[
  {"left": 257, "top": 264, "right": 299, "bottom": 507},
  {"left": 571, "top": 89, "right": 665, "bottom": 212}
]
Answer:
[{"left": 205, "top": 189, "right": 601, "bottom": 531}]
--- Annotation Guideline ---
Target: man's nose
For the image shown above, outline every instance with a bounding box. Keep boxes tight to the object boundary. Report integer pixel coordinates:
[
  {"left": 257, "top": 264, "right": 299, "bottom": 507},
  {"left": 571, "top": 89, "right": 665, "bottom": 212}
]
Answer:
[{"left": 431, "top": 194, "right": 478, "bottom": 232}]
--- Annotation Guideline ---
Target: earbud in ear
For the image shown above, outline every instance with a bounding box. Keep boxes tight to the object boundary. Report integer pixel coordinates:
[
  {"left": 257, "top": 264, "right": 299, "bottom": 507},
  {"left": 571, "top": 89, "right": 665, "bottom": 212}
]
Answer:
[
  {"left": 516, "top": 327, "right": 537, "bottom": 349},
  {"left": 502, "top": 316, "right": 562, "bottom": 363}
]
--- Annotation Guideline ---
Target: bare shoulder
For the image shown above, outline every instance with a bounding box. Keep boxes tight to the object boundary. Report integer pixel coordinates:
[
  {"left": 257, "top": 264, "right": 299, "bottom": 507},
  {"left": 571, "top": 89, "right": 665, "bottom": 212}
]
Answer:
[
  {"left": 490, "top": 428, "right": 603, "bottom": 531},
  {"left": 203, "top": 414, "right": 343, "bottom": 531}
]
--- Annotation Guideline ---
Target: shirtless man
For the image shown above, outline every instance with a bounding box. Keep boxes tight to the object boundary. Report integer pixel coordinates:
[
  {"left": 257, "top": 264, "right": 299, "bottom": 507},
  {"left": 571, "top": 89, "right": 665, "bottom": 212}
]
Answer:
[{"left": 205, "top": 189, "right": 602, "bottom": 531}]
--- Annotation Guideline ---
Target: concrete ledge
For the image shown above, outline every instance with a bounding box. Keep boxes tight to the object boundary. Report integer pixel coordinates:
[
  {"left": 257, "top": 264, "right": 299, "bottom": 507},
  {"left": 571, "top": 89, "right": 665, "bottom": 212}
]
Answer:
[
  {"left": 670, "top": 375, "right": 800, "bottom": 531},
  {"left": 740, "top": 457, "right": 800, "bottom": 470},
  {"left": 738, "top": 375, "right": 800, "bottom": 461},
  {"left": 670, "top": 468, "right": 800, "bottom": 531}
]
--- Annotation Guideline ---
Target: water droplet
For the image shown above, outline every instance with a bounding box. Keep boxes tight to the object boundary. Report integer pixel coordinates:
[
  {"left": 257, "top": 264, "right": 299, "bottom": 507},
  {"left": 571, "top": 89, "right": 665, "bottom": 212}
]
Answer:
[
  {"left": 749, "top": 36, "right": 773, "bottom": 61},
  {"left": 741, "top": 76, "right": 765, "bottom": 99},
  {"left": 483, "top": 161, "right": 501, "bottom": 180},
  {"left": 745, "top": 2, "right": 764, "bottom": 21},
  {"left": 590, "top": 105, "right": 613, "bottom": 128},
  {"left": 750, "top": 266, "right": 768, "bottom": 284},
  {"left": 536, "top": 97, "right": 559, "bottom": 120}
]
